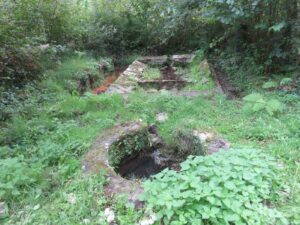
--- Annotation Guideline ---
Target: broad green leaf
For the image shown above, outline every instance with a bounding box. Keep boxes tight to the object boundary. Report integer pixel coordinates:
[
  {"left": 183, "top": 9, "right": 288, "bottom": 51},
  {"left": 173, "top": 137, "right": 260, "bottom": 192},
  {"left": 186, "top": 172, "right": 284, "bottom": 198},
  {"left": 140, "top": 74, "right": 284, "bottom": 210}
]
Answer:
[
  {"left": 262, "top": 81, "right": 278, "bottom": 89},
  {"left": 269, "top": 22, "right": 286, "bottom": 32}
]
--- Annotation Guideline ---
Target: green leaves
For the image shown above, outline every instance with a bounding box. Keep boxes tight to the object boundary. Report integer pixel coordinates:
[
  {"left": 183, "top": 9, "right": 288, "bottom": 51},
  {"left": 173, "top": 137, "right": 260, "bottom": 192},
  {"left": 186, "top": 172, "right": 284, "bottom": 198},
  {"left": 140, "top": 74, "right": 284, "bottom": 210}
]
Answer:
[
  {"left": 243, "top": 93, "right": 285, "bottom": 116},
  {"left": 0, "top": 157, "right": 43, "bottom": 201},
  {"left": 269, "top": 22, "right": 286, "bottom": 32},
  {"left": 262, "top": 81, "right": 279, "bottom": 89},
  {"left": 265, "top": 99, "right": 284, "bottom": 116},
  {"left": 142, "top": 149, "right": 285, "bottom": 224}
]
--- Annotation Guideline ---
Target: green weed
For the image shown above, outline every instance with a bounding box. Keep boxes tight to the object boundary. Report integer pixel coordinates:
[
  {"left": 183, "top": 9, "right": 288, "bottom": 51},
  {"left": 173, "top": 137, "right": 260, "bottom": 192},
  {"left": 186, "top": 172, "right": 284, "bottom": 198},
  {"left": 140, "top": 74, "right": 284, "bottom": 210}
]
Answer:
[
  {"left": 142, "top": 68, "right": 161, "bottom": 80},
  {"left": 142, "top": 149, "right": 287, "bottom": 225}
]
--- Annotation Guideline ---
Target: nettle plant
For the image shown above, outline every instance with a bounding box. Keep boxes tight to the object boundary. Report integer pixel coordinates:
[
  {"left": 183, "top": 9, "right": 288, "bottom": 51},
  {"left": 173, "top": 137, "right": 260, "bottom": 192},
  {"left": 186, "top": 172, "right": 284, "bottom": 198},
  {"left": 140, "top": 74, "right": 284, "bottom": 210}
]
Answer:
[
  {"left": 243, "top": 93, "right": 284, "bottom": 116},
  {"left": 141, "top": 149, "right": 287, "bottom": 225}
]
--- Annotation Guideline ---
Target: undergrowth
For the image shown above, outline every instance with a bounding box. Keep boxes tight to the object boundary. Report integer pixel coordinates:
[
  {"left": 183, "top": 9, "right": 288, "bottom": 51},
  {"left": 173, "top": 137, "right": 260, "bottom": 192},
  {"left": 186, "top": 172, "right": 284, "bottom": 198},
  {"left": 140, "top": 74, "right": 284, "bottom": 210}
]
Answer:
[{"left": 1, "top": 53, "right": 299, "bottom": 224}]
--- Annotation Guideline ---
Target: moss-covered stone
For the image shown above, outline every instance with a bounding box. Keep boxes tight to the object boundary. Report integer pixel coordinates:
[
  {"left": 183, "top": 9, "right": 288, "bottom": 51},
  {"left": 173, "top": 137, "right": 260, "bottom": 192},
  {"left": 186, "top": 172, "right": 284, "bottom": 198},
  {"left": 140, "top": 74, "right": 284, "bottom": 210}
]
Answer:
[
  {"left": 82, "top": 121, "right": 151, "bottom": 174},
  {"left": 108, "top": 126, "right": 151, "bottom": 168},
  {"left": 171, "top": 128, "right": 205, "bottom": 158}
]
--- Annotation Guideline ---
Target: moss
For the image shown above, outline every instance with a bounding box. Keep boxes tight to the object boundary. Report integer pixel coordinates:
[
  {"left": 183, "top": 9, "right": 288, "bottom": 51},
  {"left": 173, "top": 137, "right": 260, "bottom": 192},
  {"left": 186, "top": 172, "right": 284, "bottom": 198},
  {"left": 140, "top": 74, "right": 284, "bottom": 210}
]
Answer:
[
  {"left": 171, "top": 128, "right": 205, "bottom": 158},
  {"left": 108, "top": 126, "right": 151, "bottom": 168}
]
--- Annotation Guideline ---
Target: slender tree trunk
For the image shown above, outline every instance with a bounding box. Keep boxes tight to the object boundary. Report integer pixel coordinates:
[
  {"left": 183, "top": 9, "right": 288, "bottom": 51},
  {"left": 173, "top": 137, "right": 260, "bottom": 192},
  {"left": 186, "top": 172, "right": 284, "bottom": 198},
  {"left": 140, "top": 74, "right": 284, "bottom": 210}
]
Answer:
[{"left": 285, "top": 0, "right": 298, "bottom": 62}]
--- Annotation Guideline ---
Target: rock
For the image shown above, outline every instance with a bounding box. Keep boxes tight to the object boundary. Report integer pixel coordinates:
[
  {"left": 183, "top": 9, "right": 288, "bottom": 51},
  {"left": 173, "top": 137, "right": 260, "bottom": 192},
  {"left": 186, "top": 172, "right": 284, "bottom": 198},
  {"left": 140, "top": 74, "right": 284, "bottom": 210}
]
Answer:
[
  {"left": 104, "top": 208, "right": 115, "bottom": 224},
  {"left": 122, "top": 60, "right": 148, "bottom": 78},
  {"left": 146, "top": 88, "right": 159, "bottom": 93},
  {"left": 107, "top": 54, "right": 197, "bottom": 95},
  {"left": 149, "top": 134, "right": 162, "bottom": 147},
  {"left": 139, "top": 55, "right": 195, "bottom": 66},
  {"left": 0, "top": 202, "right": 8, "bottom": 219},
  {"left": 193, "top": 131, "right": 214, "bottom": 143},
  {"left": 207, "top": 139, "right": 230, "bottom": 155},
  {"left": 107, "top": 84, "right": 134, "bottom": 94},
  {"left": 156, "top": 113, "right": 168, "bottom": 123},
  {"left": 171, "top": 54, "right": 195, "bottom": 66},
  {"left": 82, "top": 122, "right": 150, "bottom": 208},
  {"left": 83, "top": 121, "right": 150, "bottom": 173},
  {"left": 39, "top": 44, "right": 50, "bottom": 51},
  {"left": 107, "top": 60, "right": 147, "bottom": 94},
  {"left": 139, "top": 56, "right": 168, "bottom": 65},
  {"left": 193, "top": 130, "right": 230, "bottom": 155},
  {"left": 67, "top": 193, "right": 77, "bottom": 204}
]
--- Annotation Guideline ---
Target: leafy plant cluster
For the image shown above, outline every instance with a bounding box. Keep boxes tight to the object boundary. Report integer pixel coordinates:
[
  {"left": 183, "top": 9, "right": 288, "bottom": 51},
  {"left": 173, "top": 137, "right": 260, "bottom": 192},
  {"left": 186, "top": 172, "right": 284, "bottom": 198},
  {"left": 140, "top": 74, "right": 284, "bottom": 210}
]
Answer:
[
  {"left": 262, "top": 78, "right": 295, "bottom": 91},
  {"left": 0, "top": 157, "right": 43, "bottom": 202},
  {"left": 142, "top": 149, "right": 286, "bottom": 225},
  {"left": 243, "top": 93, "right": 285, "bottom": 116}
]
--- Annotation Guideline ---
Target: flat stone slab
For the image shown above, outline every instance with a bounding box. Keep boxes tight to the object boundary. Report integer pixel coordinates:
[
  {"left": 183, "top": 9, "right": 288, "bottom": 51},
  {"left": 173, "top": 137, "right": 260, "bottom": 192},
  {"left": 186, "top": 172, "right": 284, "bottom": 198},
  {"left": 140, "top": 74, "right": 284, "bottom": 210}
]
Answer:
[
  {"left": 107, "top": 54, "right": 196, "bottom": 94},
  {"left": 139, "top": 56, "right": 168, "bottom": 65},
  {"left": 139, "top": 54, "right": 195, "bottom": 66},
  {"left": 172, "top": 54, "right": 195, "bottom": 65},
  {"left": 107, "top": 60, "right": 148, "bottom": 94}
]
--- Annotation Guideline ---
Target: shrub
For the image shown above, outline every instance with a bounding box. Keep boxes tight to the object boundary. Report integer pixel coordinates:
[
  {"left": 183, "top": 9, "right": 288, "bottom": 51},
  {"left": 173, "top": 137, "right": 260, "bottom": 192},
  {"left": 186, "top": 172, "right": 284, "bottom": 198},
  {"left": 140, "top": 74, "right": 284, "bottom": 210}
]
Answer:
[
  {"left": 141, "top": 149, "right": 286, "bottom": 225},
  {"left": 0, "top": 46, "right": 42, "bottom": 87}
]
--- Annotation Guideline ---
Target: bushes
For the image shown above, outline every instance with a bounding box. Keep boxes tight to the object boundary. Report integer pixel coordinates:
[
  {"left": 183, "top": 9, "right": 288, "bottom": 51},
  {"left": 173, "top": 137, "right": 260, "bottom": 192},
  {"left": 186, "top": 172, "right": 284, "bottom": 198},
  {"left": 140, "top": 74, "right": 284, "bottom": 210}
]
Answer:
[
  {"left": 0, "top": 46, "right": 42, "bottom": 87},
  {"left": 142, "top": 149, "right": 286, "bottom": 225},
  {"left": 44, "top": 56, "right": 103, "bottom": 92}
]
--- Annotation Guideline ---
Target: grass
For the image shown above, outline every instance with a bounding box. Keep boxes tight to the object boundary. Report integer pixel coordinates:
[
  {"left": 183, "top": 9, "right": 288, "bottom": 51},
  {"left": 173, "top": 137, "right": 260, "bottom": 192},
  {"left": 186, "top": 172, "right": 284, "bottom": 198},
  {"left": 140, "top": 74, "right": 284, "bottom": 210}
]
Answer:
[
  {"left": 1, "top": 53, "right": 299, "bottom": 224},
  {"left": 142, "top": 68, "right": 161, "bottom": 80}
]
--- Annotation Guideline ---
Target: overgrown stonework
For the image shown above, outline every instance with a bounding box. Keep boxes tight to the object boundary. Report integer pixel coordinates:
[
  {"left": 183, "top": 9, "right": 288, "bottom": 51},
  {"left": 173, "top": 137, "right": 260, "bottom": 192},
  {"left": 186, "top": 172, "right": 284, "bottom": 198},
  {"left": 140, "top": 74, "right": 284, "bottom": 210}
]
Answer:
[
  {"left": 82, "top": 121, "right": 151, "bottom": 173},
  {"left": 82, "top": 121, "right": 153, "bottom": 206},
  {"left": 108, "top": 125, "right": 152, "bottom": 169},
  {"left": 82, "top": 120, "right": 231, "bottom": 207}
]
